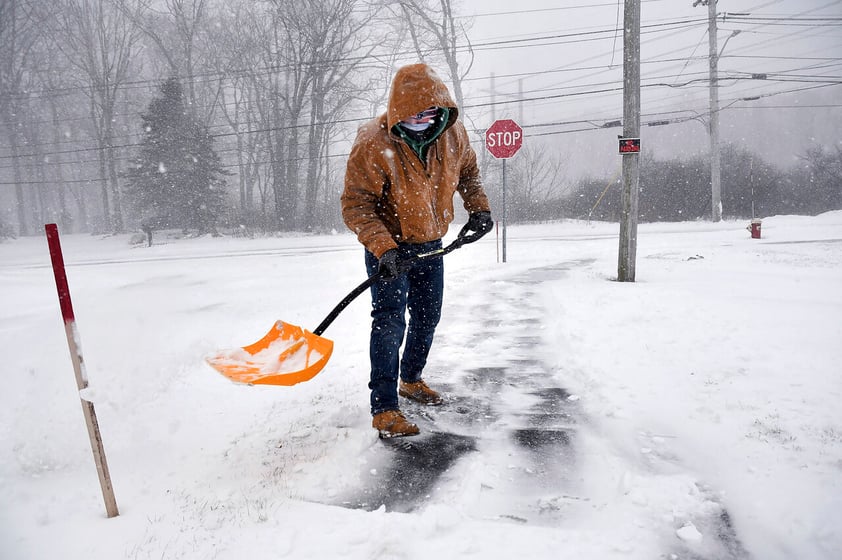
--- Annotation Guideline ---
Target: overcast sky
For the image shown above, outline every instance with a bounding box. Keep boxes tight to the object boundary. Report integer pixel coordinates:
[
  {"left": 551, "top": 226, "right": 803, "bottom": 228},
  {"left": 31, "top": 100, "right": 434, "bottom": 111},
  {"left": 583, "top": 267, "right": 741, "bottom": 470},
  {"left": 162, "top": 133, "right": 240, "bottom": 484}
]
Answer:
[{"left": 455, "top": 0, "right": 842, "bottom": 176}]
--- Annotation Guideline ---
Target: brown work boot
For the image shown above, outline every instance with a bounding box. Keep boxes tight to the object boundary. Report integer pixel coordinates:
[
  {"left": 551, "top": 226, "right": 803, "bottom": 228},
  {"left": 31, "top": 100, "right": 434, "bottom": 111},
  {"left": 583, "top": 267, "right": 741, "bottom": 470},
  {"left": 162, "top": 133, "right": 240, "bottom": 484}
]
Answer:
[
  {"left": 372, "top": 410, "right": 420, "bottom": 438},
  {"left": 399, "top": 379, "right": 444, "bottom": 406}
]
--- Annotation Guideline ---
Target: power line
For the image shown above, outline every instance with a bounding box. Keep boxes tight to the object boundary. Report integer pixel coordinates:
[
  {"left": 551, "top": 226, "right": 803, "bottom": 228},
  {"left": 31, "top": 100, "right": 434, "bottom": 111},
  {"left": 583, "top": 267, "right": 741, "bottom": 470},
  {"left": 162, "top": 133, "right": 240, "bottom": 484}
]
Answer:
[
  {"left": 9, "top": 51, "right": 839, "bottom": 138},
  {"left": 4, "top": 6, "right": 836, "bottom": 132},
  {"left": 3, "top": 5, "right": 840, "bottom": 165},
  {"left": 4, "top": 55, "right": 713, "bottom": 134},
  {"left": 491, "top": 1, "right": 841, "bottom": 94},
  {"left": 728, "top": 103, "right": 842, "bottom": 108},
  {"left": 484, "top": 1, "right": 842, "bottom": 119},
  {"left": 5, "top": 2, "right": 835, "bottom": 117},
  {"left": 469, "top": 19, "right": 706, "bottom": 53},
  {"left": 4, "top": 15, "right": 706, "bottom": 104},
  {"left": 491, "top": 18, "right": 708, "bottom": 91},
  {"left": 634, "top": 1, "right": 842, "bottom": 94},
  {"left": 2, "top": 77, "right": 838, "bottom": 184},
  {"left": 3, "top": 59, "right": 840, "bottom": 163},
  {"left": 469, "top": 0, "right": 669, "bottom": 18},
  {"left": 725, "top": 15, "right": 842, "bottom": 23}
]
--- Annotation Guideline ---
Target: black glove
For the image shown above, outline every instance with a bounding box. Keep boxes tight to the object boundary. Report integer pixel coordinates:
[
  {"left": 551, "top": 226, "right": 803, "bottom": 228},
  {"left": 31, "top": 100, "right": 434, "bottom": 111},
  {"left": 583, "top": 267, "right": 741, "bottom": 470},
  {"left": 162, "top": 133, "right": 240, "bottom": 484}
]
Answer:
[
  {"left": 378, "top": 249, "right": 401, "bottom": 281},
  {"left": 466, "top": 211, "right": 493, "bottom": 236}
]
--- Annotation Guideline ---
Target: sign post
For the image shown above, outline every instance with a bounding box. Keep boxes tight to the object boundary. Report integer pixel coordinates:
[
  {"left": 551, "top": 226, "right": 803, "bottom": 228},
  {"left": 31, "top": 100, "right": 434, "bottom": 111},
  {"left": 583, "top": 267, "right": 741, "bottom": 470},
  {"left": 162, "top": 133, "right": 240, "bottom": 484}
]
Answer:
[{"left": 485, "top": 119, "right": 523, "bottom": 263}]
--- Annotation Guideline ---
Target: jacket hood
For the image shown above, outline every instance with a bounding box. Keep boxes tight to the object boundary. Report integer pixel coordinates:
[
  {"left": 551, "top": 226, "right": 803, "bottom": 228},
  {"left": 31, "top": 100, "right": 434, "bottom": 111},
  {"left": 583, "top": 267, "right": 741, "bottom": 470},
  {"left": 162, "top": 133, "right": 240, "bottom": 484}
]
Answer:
[{"left": 386, "top": 63, "right": 459, "bottom": 132}]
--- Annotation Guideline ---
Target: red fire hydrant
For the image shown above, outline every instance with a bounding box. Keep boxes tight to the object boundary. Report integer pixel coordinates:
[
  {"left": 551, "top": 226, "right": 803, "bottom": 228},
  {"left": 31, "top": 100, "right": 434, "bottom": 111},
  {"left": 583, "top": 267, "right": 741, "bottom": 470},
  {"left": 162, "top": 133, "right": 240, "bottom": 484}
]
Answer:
[{"left": 748, "top": 219, "right": 762, "bottom": 239}]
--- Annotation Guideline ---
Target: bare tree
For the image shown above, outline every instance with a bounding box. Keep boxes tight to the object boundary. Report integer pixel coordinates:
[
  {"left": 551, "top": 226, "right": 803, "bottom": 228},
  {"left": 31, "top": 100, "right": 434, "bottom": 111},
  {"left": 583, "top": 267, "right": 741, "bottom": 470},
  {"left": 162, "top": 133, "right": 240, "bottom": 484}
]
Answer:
[
  {"left": 301, "top": 0, "right": 376, "bottom": 231},
  {"left": 505, "top": 142, "right": 569, "bottom": 222},
  {"left": 0, "top": 0, "right": 41, "bottom": 235},
  {"left": 208, "top": 2, "right": 274, "bottom": 229},
  {"left": 267, "top": 0, "right": 319, "bottom": 230},
  {"left": 128, "top": 0, "right": 209, "bottom": 118},
  {"left": 24, "top": 35, "right": 90, "bottom": 232},
  {"left": 49, "top": 0, "right": 144, "bottom": 233},
  {"left": 391, "top": 0, "right": 474, "bottom": 115}
]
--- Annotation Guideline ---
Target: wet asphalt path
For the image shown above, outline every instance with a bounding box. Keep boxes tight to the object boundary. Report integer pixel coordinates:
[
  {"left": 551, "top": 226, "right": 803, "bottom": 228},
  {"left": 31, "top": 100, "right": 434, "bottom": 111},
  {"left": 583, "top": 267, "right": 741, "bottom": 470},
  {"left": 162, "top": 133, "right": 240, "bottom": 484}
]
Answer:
[
  {"left": 330, "top": 259, "right": 749, "bottom": 558},
  {"left": 336, "top": 262, "right": 583, "bottom": 521}
]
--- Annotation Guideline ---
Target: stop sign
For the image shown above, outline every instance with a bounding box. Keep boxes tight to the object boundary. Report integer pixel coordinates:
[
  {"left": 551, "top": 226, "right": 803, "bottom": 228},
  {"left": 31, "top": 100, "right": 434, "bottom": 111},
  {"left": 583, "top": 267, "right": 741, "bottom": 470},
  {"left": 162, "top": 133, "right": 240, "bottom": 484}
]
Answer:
[{"left": 485, "top": 119, "right": 523, "bottom": 159}]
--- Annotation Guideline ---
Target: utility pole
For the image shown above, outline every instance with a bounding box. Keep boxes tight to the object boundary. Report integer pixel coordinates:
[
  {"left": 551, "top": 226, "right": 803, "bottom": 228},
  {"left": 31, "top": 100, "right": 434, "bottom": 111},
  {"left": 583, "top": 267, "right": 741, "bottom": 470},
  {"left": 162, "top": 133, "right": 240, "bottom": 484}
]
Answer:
[
  {"left": 618, "top": 0, "right": 640, "bottom": 282},
  {"left": 490, "top": 73, "right": 496, "bottom": 122},
  {"left": 487, "top": 74, "right": 525, "bottom": 123},
  {"left": 695, "top": 0, "right": 722, "bottom": 222}
]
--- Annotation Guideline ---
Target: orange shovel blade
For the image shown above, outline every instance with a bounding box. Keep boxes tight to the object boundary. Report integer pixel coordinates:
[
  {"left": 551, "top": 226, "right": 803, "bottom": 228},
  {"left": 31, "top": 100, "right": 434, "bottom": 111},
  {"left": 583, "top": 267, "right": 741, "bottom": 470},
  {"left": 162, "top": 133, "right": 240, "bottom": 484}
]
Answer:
[{"left": 206, "top": 321, "right": 334, "bottom": 386}]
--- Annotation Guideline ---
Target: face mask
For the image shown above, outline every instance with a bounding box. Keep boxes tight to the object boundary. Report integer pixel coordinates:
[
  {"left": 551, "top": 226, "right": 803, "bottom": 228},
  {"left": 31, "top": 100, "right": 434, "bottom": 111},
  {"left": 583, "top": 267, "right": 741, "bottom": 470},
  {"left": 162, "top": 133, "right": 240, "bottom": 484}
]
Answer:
[
  {"left": 400, "top": 107, "right": 438, "bottom": 132},
  {"left": 400, "top": 121, "right": 433, "bottom": 132}
]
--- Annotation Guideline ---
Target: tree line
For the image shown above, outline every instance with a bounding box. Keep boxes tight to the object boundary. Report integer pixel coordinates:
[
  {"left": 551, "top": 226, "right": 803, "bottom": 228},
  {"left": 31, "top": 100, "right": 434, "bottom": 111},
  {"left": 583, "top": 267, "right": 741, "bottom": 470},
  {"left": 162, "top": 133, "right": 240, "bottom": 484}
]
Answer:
[
  {"left": 2, "top": 0, "right": 840, "bottom": 240},
  {"left": 0, "top": 0, "right": 474, "bottom": 237},
  {"left": 559, "top": 143, "right": 842, "bottom": 224},
  {"left": 475, "top": 137, "right": 841, "bottom": 226}
]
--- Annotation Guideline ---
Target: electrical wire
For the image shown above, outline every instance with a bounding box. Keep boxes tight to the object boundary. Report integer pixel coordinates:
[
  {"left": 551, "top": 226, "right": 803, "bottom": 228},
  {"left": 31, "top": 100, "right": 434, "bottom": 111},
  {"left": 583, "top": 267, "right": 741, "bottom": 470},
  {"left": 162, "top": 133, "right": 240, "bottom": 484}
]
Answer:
[
  {"left": 2, "top": 76, "right": 839, "bottom": 184},
  {"left": 2, "top": 56, "right": 841, "bottom": 162},
  {"left": 3, "top": 3, "right": 842, "bottom": 182}
]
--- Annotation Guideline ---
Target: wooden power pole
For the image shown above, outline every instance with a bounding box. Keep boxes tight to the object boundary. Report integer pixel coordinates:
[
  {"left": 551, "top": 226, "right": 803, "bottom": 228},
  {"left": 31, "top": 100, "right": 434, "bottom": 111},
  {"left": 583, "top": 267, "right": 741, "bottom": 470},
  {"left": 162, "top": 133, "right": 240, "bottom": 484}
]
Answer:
[
  {"left": 618, "top": 0, "right": 641, "bottom": 282},
  {"left": 707, "top": 0, "right": 723, "bottom": 222},
  {"left": 693, "top": 0, "right": 723, "bottom": 222}
]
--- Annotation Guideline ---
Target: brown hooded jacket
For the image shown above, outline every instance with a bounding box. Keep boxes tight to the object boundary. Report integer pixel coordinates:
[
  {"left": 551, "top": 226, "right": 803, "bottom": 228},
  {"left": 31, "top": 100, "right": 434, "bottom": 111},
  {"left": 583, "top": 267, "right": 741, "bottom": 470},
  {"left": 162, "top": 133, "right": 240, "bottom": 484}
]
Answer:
[{"left": 341, "top": 64, "right": 490, "bottom": 258}]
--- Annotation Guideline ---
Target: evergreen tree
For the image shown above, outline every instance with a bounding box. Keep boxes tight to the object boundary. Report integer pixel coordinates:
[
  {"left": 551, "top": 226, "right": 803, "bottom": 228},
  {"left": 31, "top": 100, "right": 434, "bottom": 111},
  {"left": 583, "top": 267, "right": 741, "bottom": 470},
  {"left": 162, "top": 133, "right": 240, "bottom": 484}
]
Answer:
[{"left": 125, "top": 78, "right": 229, "bottom": 233}]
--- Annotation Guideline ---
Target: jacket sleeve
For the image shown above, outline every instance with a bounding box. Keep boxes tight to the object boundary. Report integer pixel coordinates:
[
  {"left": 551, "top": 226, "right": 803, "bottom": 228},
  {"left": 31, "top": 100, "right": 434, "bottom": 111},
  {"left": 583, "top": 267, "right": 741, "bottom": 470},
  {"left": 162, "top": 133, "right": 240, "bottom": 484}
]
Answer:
[
  {"left": 341, "top": 133, "right": 399, "bottom": 259},
  {"left": 455, "top": 124, "right": 491, "bottom": 214}
]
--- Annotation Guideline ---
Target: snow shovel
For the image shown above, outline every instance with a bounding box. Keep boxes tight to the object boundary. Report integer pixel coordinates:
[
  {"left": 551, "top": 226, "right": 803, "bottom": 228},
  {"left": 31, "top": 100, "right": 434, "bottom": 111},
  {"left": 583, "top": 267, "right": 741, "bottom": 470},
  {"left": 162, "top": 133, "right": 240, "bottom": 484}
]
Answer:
[{"left": 206, "top": 225, "right": 487, "bottom": 386}]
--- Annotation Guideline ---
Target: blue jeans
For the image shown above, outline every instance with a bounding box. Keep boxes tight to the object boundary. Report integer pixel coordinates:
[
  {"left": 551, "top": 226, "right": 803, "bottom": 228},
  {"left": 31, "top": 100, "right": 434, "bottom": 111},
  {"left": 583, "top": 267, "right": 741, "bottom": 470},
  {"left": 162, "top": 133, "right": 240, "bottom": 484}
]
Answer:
[{"left": 364, "top": 240, "right": 444, "bottom": 415}]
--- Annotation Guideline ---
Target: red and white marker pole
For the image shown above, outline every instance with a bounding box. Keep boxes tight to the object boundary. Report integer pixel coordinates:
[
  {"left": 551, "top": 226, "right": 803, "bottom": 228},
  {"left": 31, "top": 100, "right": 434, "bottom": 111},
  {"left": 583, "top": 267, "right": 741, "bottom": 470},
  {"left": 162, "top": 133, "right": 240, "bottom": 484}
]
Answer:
[{"left": 45, "top": 224, "right": 119, "bottom": 518}]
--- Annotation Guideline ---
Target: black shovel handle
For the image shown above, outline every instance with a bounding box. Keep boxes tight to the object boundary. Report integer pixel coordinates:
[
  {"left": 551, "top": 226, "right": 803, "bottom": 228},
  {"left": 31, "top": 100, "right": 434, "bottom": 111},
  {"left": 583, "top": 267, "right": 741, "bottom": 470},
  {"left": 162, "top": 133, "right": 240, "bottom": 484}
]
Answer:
[{"left": 312, "top": 224, "right": 487, "bottom": 336}]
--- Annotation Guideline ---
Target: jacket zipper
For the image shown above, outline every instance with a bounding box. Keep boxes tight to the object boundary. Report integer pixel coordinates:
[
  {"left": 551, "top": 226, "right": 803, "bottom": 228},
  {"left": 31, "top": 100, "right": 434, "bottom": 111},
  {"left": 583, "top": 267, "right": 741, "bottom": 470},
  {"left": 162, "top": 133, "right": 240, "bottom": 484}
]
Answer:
[{"left": 395, "top": 138, "right": 442, "bottom": 234}]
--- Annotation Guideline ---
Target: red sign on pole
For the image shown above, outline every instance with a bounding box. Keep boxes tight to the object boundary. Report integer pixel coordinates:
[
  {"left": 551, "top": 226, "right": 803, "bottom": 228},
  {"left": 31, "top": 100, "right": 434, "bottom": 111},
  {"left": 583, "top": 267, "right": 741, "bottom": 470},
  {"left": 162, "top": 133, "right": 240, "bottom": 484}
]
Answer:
[
  {"left": 486, "top": 119, "right": 523, "bottom": 159},
  {"left": 619, "top": 137, "right": 641, "bottom": 154}
]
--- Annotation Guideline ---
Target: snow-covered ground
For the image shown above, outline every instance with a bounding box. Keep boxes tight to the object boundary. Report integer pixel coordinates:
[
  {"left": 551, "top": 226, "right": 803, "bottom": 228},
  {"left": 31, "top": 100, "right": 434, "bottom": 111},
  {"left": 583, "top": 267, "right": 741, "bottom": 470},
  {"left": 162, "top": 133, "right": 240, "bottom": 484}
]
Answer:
[{"left": 1, "top": 212, "right": 840, "bottom": 559}]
